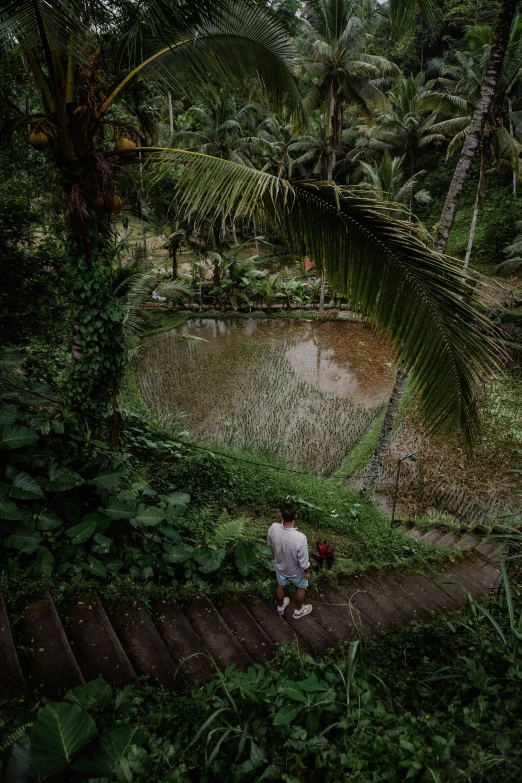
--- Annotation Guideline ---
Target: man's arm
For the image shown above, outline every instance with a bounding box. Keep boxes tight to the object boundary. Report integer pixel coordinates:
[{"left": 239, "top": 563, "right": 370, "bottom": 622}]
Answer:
[{"left": 297, "top": 537, "right": 310, "bottom": 575}]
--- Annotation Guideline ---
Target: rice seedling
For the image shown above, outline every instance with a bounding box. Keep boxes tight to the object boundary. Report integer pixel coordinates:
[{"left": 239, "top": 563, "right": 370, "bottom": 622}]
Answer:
[{"left": 138, "top": 318, "right": 395, "bottom": 475}]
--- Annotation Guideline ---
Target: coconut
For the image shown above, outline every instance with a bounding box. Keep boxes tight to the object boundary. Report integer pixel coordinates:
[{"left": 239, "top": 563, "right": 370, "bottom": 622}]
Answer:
[
  {"left": 105, "top": 195, "right": 122, "bottom": 214},
  {"left": 93, "top": 197, "right": 106, "bottom": 215},
  {"left": 30, "top": 132, "right": 49, "bottom": 150},
  {"left": 115, "top": 137, "right": 137, "bottom": 159}
]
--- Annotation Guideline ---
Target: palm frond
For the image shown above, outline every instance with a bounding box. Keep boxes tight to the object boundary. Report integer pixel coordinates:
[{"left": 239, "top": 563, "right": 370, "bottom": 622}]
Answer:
[
  {"left": 0, "top": 0, "right": 86, "bottom": 58},
  {"left": 109, "top": 6, "right": 304, "bottom": 125},
  {"left": 138, "top": 147, "right": 501, "bottom": 443}
]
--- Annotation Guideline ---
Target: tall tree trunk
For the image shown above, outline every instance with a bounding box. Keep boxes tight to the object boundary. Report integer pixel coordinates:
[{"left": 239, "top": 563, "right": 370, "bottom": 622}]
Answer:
[
  {"left": 319, "top": 271, "right": 326, "bottom": 312},
  {"left": 463, "top": 147, "right": 485, "bottom": 275},
  {"left": 363, "top": 0, "right": 517, "bottom": 499},
  {"left": 327, "top": 82, "right": 336, "bottom": 181},
  {"left": 433, "top": 0, "right": 517, "bottom": 254},
  {"left": 168, "top": 92, "right": 174, "bottom": 138},
  {"left": 362, "top": 365, "right": 408, "bottom": 497},
  {"left": 509, "top": 99, "right": 517, "bottom": 197}
]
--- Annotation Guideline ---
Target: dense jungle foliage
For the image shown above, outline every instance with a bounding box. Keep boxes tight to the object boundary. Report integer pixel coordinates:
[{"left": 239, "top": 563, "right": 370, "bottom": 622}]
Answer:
[{"left": 1, "top": 0, "right": 522, "bottom": 780}]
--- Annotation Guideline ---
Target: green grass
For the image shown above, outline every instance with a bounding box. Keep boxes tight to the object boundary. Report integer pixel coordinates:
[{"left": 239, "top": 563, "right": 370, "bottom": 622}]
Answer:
[{"left": 145, "top": 442, "right": 447, "bottom": 578}]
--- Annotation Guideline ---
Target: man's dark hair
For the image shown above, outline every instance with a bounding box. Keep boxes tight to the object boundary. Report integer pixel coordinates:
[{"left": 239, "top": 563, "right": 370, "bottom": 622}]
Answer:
[{"left": 281, "top": 502, "right": 297, "bottom": 522}]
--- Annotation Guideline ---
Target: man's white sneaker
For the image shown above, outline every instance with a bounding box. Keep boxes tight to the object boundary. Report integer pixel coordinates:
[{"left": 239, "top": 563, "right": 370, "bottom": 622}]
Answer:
[
  {"left": 277, "top": 597, "right": 290, "bottom": 615},
  {"left": 293, "top": 604, "right": 312, "bottom": 619}
]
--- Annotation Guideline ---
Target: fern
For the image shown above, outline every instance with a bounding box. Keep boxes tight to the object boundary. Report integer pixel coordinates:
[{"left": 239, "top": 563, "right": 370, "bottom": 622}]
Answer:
[
  {"left": 0, "top": 723, "right": 33, "bottom": 752},
  {"left": 211, "top": 516, "right": 247, "bottom": 547}
]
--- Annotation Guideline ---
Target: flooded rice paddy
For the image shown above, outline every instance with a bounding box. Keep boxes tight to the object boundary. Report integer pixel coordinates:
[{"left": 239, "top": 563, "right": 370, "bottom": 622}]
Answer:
[{"left": 139, "top": 318, "right": 396, "bottom": 474}]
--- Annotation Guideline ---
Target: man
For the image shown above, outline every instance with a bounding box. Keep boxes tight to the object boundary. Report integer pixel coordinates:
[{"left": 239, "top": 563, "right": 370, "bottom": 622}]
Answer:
[{"left": 267, "top": 502, "right": 312, "bottom": 619}]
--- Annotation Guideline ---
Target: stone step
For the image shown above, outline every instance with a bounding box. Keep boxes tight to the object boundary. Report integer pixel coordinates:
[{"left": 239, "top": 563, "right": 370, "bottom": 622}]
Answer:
[
  {"left": 338, "top": 579, "right": 397, "bottom": 637},
  {"left": 185, "top": 595, "right": 253, "bottom": 671},
  {"left": 419, "top": 528, "right": 445, "bottom": 544},
  {"left": 219, "top": 600, "right": 277, "bottom": 664},
  {"left": 0, "top": 594, "right": 26, "bottom": 694},
  {"left": 391, "top": 570, "right": 457, "bottom": 614},
  {"left": 242, "top": 596, "right": 313, "bottom": 654},
  {"left": 347, "top": 573, "right": 413, "bottom": 629},
  {"left": 376, "top": 573, "right": 434, "bottom": 623},
  {"left": 111, "top": 599, "right": 180, "bottom": 689},
  {"left": 65, "top": 594, "right": 139, "bottom": 690},
  {"left": 454, "top": 533, "right": 480, "bottom": 551},
  {"left": 307, "top": 591, "right": 358, "bottom": 644},
  {"left": 283, "top": 600, "right": 338, "bottom": 657},
  {"left": 436, "top": 532, "right": 461, "bottom": 549},
  {"left": 153, "top": 598, "right": 214, "bottom": 685},
  {"left": 406, "top": 527, "right": 425, "bottom": 539},
  {"left": 18, "top": 592, "right": 84, "bottom": 698},
  {"left": 318, "top": 586, "right": 377, "bottom": 643}
]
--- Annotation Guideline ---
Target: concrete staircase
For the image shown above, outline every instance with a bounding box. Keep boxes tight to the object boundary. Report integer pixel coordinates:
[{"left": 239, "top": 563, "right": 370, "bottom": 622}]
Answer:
[{"left": 0, "top": 527, "right": 503, "bottom": 697}]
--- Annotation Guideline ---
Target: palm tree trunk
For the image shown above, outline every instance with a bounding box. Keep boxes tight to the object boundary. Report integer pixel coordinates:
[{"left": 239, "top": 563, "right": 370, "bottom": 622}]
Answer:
[
  {"left": 433, "top": 0, "right": 517, "bottom": 254},
  {"left": 327, "top": 83, "right": 336, "bottom": 181},
  {"left": 363, "top": 0, "right": 518, "bottom": 499},
  {"left": 362, "top": 364, "right": 408, "bottom": 497},
  {"left": 168, "top": 92, "right": 174, "bottom": 138},
  {"left": 509, "top": 99, "right": 517, "bottom": 197},
  {"left": 463, "top": 147, "right": 485, "bottom": 275},
  {"left": 319, "top": 271, "right": 326, "bottom": 312}
]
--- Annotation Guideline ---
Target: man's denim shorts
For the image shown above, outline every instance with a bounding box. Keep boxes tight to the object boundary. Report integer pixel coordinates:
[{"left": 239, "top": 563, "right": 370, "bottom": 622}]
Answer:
[{"left": 276, "top": 570, "right": 309, "bottom": 589}]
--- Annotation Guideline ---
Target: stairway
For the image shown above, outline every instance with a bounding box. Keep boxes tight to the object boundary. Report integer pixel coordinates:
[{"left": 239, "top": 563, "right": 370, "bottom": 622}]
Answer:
[{"left": 0, "top": 527, "right": 503, "bottom": 697}]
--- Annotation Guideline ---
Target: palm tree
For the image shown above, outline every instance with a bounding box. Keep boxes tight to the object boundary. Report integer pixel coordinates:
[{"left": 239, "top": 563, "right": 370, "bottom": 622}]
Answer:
[
  {"left": 358, "top": 150, "right": 431, "bottom": 218},
  {"left": 155, "top": 149, "right": 501, "bottom": 445},
  {"left": 433, "top": 0, "right": 520, "bottom": 254},
  {"left": 172, "top": 93, "right": 266, "bottom": 167},
  {"left": 0, "top": 0, "right": 303, "bottom": 436},
  {"left": 363, "top": 0, "right": 519, "bottom": 497},
  {"left": 358, "top": 73, "right": 445, "bottom": 175},
  {"left": 428, "top": 18, "right": 522, "bottom": 270},
  {"left": 297, "top": 0, "right": 396, "bottom": 179},
  {"left": 2, "top": 0, "right": 502, "bottom": 456}
]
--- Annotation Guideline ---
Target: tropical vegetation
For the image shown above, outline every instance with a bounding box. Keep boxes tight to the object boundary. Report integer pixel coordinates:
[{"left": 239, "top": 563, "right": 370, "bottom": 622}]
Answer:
[{"left": 1, "top": 0, "right": 522, "bottom": 780}]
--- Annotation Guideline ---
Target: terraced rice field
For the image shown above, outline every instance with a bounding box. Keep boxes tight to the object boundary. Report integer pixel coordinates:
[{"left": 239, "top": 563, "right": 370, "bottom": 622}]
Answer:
[{"left": 139, "top": 318, "right": 396, "bottom": 474}]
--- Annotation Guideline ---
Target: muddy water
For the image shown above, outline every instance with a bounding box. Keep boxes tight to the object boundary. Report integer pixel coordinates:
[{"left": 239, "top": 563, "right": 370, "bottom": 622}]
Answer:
[{"left": 139, "top": 318, "right": 396, "bottom": 474}]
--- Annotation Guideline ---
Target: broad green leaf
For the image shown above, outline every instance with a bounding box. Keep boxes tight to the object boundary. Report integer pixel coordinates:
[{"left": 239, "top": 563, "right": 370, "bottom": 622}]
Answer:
[
  {"left": 283, "top": 680, "right": 308, "bottom": 703},
  {"left": 6, "top": 467, "right": 44, "bottom": 500},
  {"left": 66, "top": 521, "right": 96, "bottom": 544},
  {"left": 195, "top": 547, "right": 226, "bottom": 573},
  {"left": 35, "top": 546, "right": 54, "bottom": 576},
  {"left": 234, "top": 542, "right": 258, "bottom": 577},
  {"left": 83, "top": 555, "right": 107, "bottom": 577},
  {"left": 6, "top": 735, "right": 32, "bottom": 783},
  {"left": 84, "top": 463, "right": 127, "bottom": 492},
  {"left": 158, "top": 524, "right": 182, "bottom": 542},
  {"left": 66, "top": 678, "right": 112, "bottom": 710},
  {"left": 273, "top": 705, "right": 301, "bottom": 726},
  {"left": 0, "top": 496, "right": 22, "bottom": 520},
  {"left": 73, "top": 725, "right": 146, "bottom": 775},
  {"left": 0, "top": 425, "right": 39, "bottom": 450},
  {"left": 104, "top": 555, "right": 124, "bottom": 573},
  {"left": 44, "top": 463, "right": 84, "bottom": 492},
  {"left": 29, "top": 703, "right": 97, "bottom": 778},
  {"left": 130, "top": 504, "right": 164, "bottom": 527},
  {"left": 0, "top": 404, "right": 17, "bottom": 427},
  {"left": 162, "top": 543, "right": 194, "bottom": 564},
  {"left": 102, "top": 495, "right": 137, "bottom": 520},
  {"left": 6, "top": 533, "right": 43, "bottom": 554},
  {"left": 38, "top": 509, "right": 63, "bottom": 530},
  {"left": 296, "top": 674, "right": 328, "bottom": 693},
  {"left": 91, "top": 533, "right": 112, "bottom": 554},
  {"left": 162, "top": 491, "right": 190, "bottom": 507}
]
